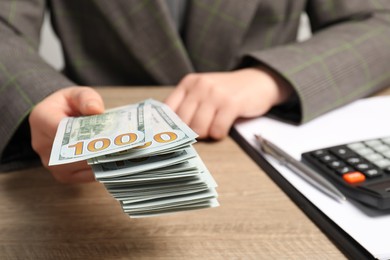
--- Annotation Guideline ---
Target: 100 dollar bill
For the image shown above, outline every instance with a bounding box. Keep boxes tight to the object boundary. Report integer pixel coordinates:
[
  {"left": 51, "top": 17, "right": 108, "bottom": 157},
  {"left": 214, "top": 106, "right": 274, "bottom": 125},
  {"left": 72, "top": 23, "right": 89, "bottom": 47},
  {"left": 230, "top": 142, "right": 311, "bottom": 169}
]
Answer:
[
  {"left": 89, "top": 100, "right": 198, "bottom": 164},
  {"left": 49, "top": 101, "right": 151, "bottom": 165}
]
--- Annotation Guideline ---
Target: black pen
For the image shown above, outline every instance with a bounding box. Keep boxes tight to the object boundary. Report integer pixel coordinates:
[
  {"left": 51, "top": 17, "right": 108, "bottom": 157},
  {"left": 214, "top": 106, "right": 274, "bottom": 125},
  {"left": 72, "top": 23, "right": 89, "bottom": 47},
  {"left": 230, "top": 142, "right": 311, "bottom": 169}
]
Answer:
[{"left": 255, "top": 135, "right": 346, "bottom": 202}]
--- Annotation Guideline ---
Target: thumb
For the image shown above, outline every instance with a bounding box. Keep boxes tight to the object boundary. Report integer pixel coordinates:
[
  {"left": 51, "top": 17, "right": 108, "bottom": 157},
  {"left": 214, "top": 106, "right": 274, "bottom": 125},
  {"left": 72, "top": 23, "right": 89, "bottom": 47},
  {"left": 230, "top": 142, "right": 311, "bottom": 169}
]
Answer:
[{"left": 69, "top": 87, "right": 105, "bottom": 116}]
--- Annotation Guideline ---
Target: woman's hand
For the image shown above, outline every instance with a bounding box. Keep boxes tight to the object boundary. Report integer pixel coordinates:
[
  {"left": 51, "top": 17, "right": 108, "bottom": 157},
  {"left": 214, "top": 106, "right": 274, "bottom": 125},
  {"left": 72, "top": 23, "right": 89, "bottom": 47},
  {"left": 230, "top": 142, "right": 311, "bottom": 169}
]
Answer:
[
  {"left": 29, "top": 86, "right": 104, "bottom": 183},
  {"left": 165, "top": 67, "right": 292, "bottom": 139}
]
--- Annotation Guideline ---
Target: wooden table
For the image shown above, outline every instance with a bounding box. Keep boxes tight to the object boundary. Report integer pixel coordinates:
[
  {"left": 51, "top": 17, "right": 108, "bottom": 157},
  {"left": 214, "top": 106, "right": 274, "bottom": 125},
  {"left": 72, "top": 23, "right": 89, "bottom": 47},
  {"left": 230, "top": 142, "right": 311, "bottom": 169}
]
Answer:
[{"left": 2, "top": 86, "right": 374, "bottom": 259}]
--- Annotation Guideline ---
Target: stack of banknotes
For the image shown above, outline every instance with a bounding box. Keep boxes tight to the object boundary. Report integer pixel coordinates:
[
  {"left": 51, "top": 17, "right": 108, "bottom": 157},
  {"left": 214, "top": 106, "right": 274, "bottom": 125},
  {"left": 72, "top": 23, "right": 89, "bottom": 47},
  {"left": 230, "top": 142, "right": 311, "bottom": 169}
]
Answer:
[{"left": 49, "top": 99, "right": 219, "bottom": 218}]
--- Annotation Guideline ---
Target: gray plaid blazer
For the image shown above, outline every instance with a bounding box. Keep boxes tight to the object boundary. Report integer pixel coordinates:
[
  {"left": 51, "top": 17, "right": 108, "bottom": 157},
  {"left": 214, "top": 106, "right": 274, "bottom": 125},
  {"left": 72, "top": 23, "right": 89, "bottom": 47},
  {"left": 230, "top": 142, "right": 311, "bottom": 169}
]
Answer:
[{"left": 1, "top": 0, "right": 390, "bottom": 169}]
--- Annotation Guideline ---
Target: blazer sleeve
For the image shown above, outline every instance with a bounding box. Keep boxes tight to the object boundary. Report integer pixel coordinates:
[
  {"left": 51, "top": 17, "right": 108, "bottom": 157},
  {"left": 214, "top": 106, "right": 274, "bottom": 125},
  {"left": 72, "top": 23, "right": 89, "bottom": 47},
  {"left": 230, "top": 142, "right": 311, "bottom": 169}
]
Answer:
[
  {"left": 245, "top": 0, "right": 390, "bottom": 124},
  {"left": 0, "top": 0, "right": 75, "bottom": 170}
]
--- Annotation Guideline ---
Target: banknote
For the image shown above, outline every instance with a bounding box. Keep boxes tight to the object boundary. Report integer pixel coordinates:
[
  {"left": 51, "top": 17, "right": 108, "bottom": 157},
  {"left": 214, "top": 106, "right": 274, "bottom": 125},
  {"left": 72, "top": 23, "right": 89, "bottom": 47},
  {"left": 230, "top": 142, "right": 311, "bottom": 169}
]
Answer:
[
  {"left": 109, "top": 183, "right": 208, "bottom": 199},
  {"left": 98, "top": 148, "right": 219, "bottom": 217},
  {"left": 49, "top": 100, "right": 152, "bottom": 165},
  {"left": 129, "top": 199, "right": 220, "bottom": 218},
  {"left": 101, "top": 160, "right": 201, "bottom": 185},
  {"left": 121, "top": 189, "right": 219, "bottom": 217},
  {"left": 88, "top": 100, "right": 198, "bottom": 164},
  {"left": 49, "top": 98, "right": 219, "bottom": 218},
  {"left": 92, "top": 148, "right": 197, "bottom": 179}
]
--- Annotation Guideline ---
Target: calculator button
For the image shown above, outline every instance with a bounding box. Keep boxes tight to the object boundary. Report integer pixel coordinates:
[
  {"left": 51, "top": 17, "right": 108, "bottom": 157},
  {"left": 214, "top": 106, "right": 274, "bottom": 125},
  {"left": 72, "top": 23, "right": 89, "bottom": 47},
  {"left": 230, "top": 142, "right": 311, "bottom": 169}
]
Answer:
[
  {"left": 382, "top": 137, "right": 390, "bottom": 145},
  {"left": 320, "top": 155, "right": 336, "bottom": 163},
  {"left": 347, "top": 157, "right": 364, "bottom": 165},
  {"left": 348, "top": 142, "right": 366, "bottom": 150},
  {"left": 328, "top": 160, "right": 346, "bottom": 169},
  {"left": 329, "top": 147, "right": 355, "bottom": 159},
  {"left": 363, "top": 169, "right": 383, "bottom": 178},
  {"left": 336, "top": 166, "right": 355, "bottom": 175},
  {"left": 373, "top": 145, "right": 390, "bottom": 153},
  {"left": 311, "top": 150, "right": 328, "bottom": 157},
  {"left": 382, "top": 151, "right": 390, "bottom": 158},
  {"left": 343, "top": 172, "right": 366, "bottom": 184},
  {"left": 364, "top": 153, "right": 384, "bottom": 162},
  {"left": 355, "top": 147, "right": 375, "bottom": 156},
  {"left": 365, "top": 139, "right": 383, "bottom": 147},
  {"left": 373, "top": 158, "right": 390, "bottom": 169},
  {"left": 355, "top": 163, "right": 372, "bottom": 171}
]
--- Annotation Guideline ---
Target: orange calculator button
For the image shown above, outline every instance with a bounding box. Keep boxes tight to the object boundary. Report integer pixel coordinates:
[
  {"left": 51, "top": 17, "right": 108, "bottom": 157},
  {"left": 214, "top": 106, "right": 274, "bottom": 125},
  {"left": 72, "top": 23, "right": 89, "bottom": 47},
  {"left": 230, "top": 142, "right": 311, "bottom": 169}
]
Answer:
[{"left": 343, "top": 172, "right": 366, "bottom": 184}]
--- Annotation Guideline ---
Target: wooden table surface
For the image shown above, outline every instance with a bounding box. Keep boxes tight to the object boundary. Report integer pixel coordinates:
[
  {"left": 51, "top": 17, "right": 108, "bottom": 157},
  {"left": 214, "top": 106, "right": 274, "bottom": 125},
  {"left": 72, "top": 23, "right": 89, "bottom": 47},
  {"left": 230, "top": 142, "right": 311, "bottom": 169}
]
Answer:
[{"left": 6, "top": 86, "right": 387, "bottom": 259}]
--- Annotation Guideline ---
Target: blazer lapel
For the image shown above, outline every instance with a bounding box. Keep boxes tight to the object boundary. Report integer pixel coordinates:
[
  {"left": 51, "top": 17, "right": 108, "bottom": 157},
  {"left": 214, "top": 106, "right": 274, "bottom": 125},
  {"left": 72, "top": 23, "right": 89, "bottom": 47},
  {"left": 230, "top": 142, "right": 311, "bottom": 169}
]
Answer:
[
  {"left": 184, "top": 0, "right": 260, "bottom": 72},
  {"left": 97, "top": 0, "right": 194, "bottom": 84}
]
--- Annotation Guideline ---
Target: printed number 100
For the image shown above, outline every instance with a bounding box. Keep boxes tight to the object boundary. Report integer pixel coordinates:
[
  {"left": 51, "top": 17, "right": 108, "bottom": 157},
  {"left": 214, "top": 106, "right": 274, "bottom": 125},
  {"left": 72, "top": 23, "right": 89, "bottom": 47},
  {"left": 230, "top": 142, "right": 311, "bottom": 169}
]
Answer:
[{"left": 68, "top": 132, "right": 178, "bottom": 156}]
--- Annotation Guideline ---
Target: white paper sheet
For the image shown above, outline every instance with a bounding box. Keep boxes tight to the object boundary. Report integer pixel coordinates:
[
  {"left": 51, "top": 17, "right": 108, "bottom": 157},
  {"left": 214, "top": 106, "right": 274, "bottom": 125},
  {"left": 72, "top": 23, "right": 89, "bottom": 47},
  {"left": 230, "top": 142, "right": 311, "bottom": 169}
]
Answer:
[{"left": 234, "top": 96, "right": 390, "bottom": 259}]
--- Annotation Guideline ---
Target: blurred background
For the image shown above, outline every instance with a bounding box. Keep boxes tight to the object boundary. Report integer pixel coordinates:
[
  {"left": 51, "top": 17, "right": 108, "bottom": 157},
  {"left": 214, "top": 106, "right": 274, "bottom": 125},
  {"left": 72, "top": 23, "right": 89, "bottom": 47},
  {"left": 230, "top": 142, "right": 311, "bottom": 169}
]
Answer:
[{"left": 39, "top": 12, "right": 312, "bottom": 71}]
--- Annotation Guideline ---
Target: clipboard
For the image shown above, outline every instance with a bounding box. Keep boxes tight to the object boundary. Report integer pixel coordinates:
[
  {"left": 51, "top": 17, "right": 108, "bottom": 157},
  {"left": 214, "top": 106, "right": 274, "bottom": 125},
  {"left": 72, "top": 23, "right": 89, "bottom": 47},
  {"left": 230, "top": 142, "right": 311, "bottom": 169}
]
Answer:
[
  {"left": 231, "top": 96, "right": 390, "bottom": 260},
  {"left": 230, "top": 127, "right": 372, "bottom": 259}
]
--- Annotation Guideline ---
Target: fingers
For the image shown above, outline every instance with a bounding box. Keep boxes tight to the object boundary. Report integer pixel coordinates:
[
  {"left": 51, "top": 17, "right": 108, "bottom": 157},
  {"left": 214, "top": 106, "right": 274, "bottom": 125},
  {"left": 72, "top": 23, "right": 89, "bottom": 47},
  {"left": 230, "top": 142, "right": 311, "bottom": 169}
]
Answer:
[
  {"left": 189, "top": 101, "right": 237, "bottom": 140},
  {"left": 29, "top": 87, "right": 103, "bottom": 184},
  {"left": 53, "top": 168, "right": 95, "bottom": 183},
  {"left": 34, "top": 140, "right": 95, "bottom": 183},
  {"left": 164, "top": 87, "right": 186, "bottom": 112},
  {"left": 170, "top": 74, "right": 212, "bottom": 126},
  {"left": 167, "top": 73, "right": 239, "bottom": 140},
  {"left": 175, "top": 96, "right": 200, "bottom": 125},
  {"left": 165, "top": 74, "right": 198, "bottom": 111},
  {"left": 209, "top": 105, "right": 238, "bottom": 139},
  {"left": 191, "top": 100, "right": 238, "bottom": 140},
  {"left": 68, "top": 87, "right": 105, "bottom": 116},
  {"left": 189, "top": 102, "right": 216, "bottom": 139},
  {"left": 48, "top": 161, "right": 95, "bottom": 183}
]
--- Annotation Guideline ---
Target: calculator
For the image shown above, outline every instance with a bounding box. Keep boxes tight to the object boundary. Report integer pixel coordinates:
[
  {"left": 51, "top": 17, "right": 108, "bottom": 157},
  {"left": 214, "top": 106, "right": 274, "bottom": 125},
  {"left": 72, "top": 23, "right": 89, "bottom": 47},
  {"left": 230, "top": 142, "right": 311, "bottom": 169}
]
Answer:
[{"left": 301, "top": 137, "right": 390, "bottom": 210}]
